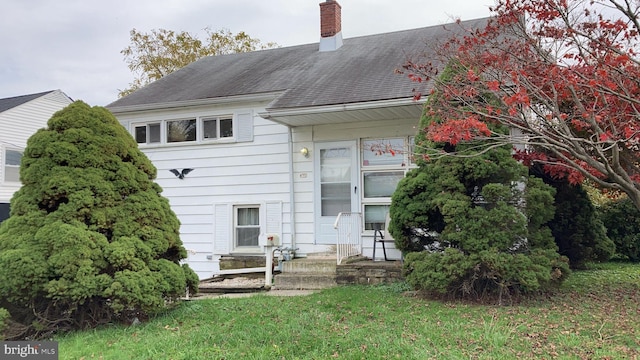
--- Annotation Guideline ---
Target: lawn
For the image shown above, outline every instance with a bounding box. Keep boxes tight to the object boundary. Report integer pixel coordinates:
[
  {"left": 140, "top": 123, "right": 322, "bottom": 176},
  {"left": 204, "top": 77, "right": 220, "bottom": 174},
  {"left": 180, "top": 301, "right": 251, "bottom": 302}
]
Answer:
[{"left": 57, "top": 262, "right": 639, "bottom": 359}]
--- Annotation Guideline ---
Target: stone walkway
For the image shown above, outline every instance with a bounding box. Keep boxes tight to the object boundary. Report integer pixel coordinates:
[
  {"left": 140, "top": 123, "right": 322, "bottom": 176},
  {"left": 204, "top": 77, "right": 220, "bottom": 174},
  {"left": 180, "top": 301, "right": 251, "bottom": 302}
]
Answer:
[
  {"left": 187, "top": 275, "right": 318, "bottom": 300},
  {"left": 187, "top": 289, "right": 318, "bottom": 300}
]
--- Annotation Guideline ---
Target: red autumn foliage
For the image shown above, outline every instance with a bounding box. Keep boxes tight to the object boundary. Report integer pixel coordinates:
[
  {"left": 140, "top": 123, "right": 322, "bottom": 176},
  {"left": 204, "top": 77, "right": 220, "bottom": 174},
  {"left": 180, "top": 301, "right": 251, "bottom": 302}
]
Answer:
[{"left": 403, "top": 0, "right": 640, "bottom": 209}]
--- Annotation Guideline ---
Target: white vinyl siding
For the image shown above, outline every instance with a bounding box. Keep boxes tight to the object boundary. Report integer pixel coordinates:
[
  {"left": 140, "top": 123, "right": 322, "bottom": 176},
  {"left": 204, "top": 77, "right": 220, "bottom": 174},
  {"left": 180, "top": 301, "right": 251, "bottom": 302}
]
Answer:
[
  {"left": 117, "top": 104, "right": 288, "bottom": 279},
  {"left": 265, "top": 201, "right": 283, "bottom": 236},
  {"left": 116, "top": 103, "right": 419, "bottom": 275}
]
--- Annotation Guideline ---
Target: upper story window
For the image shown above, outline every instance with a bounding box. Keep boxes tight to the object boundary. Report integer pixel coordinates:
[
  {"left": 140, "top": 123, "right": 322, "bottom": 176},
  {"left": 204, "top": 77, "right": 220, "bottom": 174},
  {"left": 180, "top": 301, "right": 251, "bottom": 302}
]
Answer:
[
  {"left": 135, "top": 123, "right": 161, "bottom": 144},
  {"left": 167, "top": 119, "right": 196, "bottom": 143},
  {"left": 3, "top": 149, "right": 22, "bottom": 183},
  {"left": 203, "top": 116, "right": 233, "bottom": 140},
  {"left": 132, "top": 111, "right": 253, "bottom": 146}
]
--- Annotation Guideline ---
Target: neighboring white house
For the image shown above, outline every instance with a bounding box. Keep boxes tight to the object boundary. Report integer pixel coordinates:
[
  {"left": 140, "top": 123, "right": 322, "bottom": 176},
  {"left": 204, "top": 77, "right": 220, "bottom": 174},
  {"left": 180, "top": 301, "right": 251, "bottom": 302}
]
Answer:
[
  {"left": 0, "top": 90, "right": 73, "bottom": 223},
  {"left": 107, "top": 1, "right": 490, "bottom": 279}
]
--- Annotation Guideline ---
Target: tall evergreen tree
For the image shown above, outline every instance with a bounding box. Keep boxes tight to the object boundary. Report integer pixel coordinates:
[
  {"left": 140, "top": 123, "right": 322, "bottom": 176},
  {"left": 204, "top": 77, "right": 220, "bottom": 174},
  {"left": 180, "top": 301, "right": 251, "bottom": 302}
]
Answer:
[{"left": 0, "top": 102, "right": 198, "bottom": 339}]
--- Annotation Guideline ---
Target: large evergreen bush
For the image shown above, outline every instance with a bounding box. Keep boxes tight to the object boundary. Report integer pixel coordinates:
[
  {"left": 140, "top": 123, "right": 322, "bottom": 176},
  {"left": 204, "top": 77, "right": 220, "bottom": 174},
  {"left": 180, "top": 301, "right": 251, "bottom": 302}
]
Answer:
[
  {"left": 389, "top": 66, "right": 569, "bottom": 302},
  {"left": 0, "top": 101, "right": 198, "bottom": 339},
  {"left": 391, "top": 147, "right": 569, "bottom": 302},
  {"left": 600, "top": 197, "right": 640, "bottom": 262},
  {"left": 531, "top": 166, "right": 614, "bottom": 268}
]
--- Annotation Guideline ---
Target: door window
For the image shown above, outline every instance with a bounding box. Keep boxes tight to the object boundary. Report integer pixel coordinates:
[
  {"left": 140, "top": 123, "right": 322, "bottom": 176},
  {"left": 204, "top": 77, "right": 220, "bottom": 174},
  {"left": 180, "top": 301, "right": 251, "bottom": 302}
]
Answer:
[{"left": 320, "top": 147, "right": 352, "bottom": 216}]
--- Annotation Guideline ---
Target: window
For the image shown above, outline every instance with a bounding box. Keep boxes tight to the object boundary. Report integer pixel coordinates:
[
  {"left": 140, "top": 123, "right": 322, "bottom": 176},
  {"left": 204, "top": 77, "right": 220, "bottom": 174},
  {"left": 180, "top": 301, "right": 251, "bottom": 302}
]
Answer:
[
  {"left": 214, "top": 201, "right": 281, "bottom": 255},
  {"left": 132, "top": 112, "right": 253, "bottom": 145},
  {"left": 362, "top": 138, "right": 405, "bottom": 167},
  {"left": 320, "top": 147, "right": 352, "bottom": 216},
  {"left": 4, "top": 149, "right": 22, "bottom": 183},
  {"left": 203, "top": 116, "right": 233, "bottom": 140},
  {"left": 235, "top": 206, "right": 260, "bottom": 248},
  {"left": 0, "top": 203, "right": 9, "bottom": 224},
  {"left": 364, "top": 204, "right": 390, "bottom": 231},
  {"left": 167, "top": 119, "right": 196, "bottom": 143},
  {"left": 134, "top": 123, "right": 161, "bottom": 144},
  {"left": 361, "top": 138, "right": 415, "bottom": 231},
  {"left": 363, "top": 171, "right": 404, "bottom": 198}
]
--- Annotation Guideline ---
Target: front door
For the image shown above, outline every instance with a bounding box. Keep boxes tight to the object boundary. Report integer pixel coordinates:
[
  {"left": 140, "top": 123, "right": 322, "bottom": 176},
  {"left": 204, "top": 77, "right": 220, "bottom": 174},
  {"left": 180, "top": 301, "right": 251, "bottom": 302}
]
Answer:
[{"left": 315, "top": 141, "right": 359, "bottom": 244}]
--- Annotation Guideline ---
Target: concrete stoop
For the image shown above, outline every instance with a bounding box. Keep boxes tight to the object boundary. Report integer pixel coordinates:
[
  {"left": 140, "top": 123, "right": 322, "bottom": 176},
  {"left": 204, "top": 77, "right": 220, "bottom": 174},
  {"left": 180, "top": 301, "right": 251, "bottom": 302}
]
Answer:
[{"left": 273, "top": 256, "right": 338, "bottom": 290}]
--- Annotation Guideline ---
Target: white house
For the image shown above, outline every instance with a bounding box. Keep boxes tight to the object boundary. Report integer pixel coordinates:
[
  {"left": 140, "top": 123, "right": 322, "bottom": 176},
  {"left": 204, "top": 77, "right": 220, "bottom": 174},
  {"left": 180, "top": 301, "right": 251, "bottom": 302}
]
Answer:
[
  {"left": 0, "top": 90, "right": 73, "bottom": 223},
  {"left": 107, "top": 1, "right": 489, "bottom": 279}
]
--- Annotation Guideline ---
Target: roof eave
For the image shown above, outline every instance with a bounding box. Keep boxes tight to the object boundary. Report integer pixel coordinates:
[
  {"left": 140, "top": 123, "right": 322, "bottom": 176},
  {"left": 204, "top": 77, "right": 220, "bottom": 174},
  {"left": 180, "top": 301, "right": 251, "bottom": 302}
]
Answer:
[
  {"left": 106, "top": 92, "right": 284, "bottom": 115},
  {"left": 259, "top": 97, "right": 426, "bottom": 127}
]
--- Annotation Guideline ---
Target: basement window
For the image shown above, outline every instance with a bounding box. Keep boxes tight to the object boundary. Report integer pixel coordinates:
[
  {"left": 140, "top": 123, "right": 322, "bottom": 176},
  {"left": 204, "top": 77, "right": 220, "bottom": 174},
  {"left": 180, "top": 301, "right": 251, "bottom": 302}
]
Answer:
[{"left": 234, "top": 205, "right": 260, "bottom": 251}]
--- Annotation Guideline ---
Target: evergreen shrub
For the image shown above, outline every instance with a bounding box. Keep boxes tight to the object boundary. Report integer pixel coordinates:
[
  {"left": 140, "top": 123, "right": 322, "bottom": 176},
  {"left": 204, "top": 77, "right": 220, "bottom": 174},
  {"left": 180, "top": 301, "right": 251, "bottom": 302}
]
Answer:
[
  {"left": 600, "top": 197, "right": 640, "bottom": 262},
  {"left": 389, "top": 67, "right": 569, "bottom": 302},
  {"left": 0, "top": 102, "right": 198, "bottom": 339}
]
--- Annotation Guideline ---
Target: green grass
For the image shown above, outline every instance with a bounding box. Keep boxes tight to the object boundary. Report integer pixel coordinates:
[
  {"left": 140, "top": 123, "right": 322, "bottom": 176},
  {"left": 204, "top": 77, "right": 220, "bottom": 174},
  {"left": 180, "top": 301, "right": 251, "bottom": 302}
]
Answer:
[{"left": 57, "top": 263, "right": 640, "bottom": 359}]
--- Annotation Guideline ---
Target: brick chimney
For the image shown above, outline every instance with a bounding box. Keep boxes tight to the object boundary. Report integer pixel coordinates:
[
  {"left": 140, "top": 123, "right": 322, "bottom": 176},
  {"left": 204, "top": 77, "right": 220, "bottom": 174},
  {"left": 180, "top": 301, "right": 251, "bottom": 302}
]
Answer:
[{"left": 319, "top": 0, "right": 343, "bottom": 51}]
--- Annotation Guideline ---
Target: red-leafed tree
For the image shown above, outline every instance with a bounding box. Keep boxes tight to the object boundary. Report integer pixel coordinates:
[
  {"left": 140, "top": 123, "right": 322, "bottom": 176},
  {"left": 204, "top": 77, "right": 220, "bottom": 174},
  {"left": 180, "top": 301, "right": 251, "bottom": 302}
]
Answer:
[{"left": 403, "top": 0, "right": 640, "bottom": 209}]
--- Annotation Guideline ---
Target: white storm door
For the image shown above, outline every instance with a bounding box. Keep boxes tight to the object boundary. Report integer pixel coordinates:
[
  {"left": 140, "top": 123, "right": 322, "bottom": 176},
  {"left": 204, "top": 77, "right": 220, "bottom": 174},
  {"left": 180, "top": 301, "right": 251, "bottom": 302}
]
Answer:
[{"left": 314, "top": 141, "right": 359, "bottom": 245}]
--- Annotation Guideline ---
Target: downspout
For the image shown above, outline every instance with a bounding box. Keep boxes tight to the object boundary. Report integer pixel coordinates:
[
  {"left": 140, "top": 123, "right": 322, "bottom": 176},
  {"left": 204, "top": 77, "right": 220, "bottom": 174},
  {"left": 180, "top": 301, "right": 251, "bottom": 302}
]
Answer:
[{"left": 287, "top": 126, "right": 297, "bottom": 253}]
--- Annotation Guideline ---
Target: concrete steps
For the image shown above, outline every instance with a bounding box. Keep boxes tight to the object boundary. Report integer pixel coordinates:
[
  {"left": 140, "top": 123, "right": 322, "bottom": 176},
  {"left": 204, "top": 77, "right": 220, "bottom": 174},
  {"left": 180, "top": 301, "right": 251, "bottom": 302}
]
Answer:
[{"left": 273, "top": 254, "right": 338, "bottom": 290}]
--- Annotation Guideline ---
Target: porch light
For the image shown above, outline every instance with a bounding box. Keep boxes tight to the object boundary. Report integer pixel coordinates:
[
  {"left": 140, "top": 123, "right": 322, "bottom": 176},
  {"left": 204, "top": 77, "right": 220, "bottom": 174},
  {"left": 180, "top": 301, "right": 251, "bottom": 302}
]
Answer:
[{"left": 300, "top": 147, "right": 310, "bottom": 158}]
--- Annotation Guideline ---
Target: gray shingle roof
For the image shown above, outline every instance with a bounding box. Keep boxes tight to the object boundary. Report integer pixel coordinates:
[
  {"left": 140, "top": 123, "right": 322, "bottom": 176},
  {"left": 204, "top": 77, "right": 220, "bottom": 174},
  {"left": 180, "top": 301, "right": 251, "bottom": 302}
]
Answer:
[
  {"left": 107, "top": 18, "right": 490, "bottom": 111},
  {"left": 0, "top": 91, "right": 56, "bottom": 113}
]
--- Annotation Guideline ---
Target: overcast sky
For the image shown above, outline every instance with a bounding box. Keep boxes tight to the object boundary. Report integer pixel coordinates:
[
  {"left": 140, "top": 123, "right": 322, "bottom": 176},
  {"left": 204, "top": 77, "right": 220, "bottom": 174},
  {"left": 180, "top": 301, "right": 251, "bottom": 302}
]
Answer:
[{"left": 0, "top": 1, "right": 493, "bottom": 106}]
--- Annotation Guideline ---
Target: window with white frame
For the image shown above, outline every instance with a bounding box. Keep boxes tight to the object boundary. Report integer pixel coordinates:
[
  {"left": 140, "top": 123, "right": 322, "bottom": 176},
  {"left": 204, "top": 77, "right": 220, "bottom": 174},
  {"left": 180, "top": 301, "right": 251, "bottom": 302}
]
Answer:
[
  {"left": 134, "top": 123, "right": 161, "bottom": 144},
  {"left": 132, "top": 112, "right": 253, "bottom": 146},
  {"left": 3, "top": 149, "right": 22, "bottom": 183},
  {"left": 234, "top": 205, "right": 260, "bottom": 249},
  {"left": 361, "top": 137, "right": 415, "bottom": 231},
  {"left": 213, "top": 201, "right": 281, "bottom": 256},
  {"left": 203, "top": 116, "right": 233, "bottom": 140},
  {"left": 167, "top": 119, "right": 196, "bottom": 143}
]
